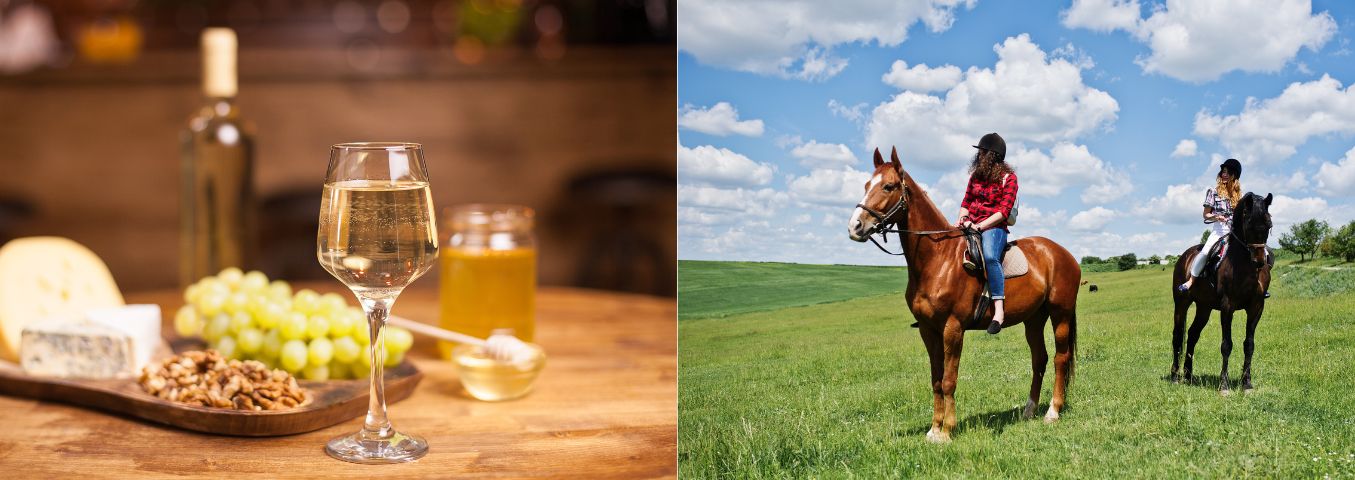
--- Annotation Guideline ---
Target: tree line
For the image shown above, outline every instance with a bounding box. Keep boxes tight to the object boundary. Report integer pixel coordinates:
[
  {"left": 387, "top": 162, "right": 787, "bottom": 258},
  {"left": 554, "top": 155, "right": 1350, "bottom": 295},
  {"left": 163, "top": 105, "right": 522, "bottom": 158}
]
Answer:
[{"left": 1278, "top": 219, "right": 1355, "bottom": 262}]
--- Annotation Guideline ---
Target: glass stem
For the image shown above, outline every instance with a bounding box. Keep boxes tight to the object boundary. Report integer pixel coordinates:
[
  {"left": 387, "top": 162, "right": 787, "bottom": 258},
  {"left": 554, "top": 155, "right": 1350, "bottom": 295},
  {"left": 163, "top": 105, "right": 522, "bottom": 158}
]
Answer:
[{"left": 359, "top": 296, "right": 395, "bottom": 441}]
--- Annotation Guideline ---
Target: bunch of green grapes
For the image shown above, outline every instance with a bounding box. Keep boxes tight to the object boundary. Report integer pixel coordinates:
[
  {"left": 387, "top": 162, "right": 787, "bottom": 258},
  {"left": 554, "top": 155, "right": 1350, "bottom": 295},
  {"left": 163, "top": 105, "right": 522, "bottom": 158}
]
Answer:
[{"left": 173, "top": 267, "right": 415, "bottom": 380}]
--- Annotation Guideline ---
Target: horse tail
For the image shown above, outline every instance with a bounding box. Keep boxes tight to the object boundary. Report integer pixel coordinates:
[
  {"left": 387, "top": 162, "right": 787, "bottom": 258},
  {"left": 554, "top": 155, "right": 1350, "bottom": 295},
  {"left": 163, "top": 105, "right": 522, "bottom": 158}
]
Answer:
[{"left": 1067, "top": 310, "right": 1077, "bottom": 387}]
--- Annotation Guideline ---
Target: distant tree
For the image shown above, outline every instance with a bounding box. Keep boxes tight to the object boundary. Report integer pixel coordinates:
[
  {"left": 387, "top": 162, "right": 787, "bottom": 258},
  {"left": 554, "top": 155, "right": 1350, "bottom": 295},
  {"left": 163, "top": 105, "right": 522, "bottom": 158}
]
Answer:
[
  {"left": 1278, "top": 219, "right": 1328, "bottom": 262},
  {"left": 1165, "top": 254, "right": 1178, "bottom": 264},
  {"left": 1080, "top": 256, "right": 1102, "bottom": 265},
  {"left": 1148, "top": 254, "right": 1162, "bottom": 265},
  {"left": 1116, "top": 253, "right": 1138, "bottom": 271},
  {"left": 1329, "top": 221, "right": 1355, "bottom": 263}
]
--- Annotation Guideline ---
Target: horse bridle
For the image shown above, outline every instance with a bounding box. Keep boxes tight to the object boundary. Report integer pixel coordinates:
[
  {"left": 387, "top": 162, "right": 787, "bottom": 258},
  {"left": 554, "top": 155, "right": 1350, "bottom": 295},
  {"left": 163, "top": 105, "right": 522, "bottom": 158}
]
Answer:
[{"left": 857, "top": 186, "right": 963, "bottom": 256}]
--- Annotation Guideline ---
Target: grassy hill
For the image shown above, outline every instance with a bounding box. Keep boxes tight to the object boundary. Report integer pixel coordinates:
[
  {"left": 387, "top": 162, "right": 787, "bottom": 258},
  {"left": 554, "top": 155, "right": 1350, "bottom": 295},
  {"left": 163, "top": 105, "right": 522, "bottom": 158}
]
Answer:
[
  {"left": 678, "top": 261, "right": 907, "bottom": 320},
  {"left": 679, "top": 261, "right": 1355, "bottom": 478}
]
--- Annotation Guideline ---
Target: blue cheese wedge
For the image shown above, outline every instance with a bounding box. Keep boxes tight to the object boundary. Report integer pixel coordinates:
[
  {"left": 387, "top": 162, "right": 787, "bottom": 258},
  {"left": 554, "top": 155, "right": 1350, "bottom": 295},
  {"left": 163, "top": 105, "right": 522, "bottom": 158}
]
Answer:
[{"left": 20, "top": 321, "right": 136, "bottom": 379}]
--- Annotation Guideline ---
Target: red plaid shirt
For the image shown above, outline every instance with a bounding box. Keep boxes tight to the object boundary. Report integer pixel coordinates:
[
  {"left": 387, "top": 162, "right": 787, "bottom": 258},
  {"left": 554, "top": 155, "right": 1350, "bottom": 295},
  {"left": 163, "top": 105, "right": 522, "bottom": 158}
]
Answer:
[{"left": 961, "top": 173, "right": 1018, "bottom": 232}]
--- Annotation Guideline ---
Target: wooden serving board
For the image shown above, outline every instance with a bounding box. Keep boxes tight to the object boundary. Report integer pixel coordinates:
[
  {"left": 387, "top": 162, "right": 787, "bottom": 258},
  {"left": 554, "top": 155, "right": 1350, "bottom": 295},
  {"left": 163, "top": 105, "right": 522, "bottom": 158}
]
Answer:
[{"left": 0, "top": 358, "right": 422, "bottom": 437}]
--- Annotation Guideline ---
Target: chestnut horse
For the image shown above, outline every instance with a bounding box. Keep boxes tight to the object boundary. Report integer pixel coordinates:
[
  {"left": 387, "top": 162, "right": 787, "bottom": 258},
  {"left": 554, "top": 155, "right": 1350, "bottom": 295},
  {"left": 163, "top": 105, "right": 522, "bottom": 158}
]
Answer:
[
  {"left": 847, "top": 147, "right": 1081, "bottom": 443},
  {"left": 1169, "top": 192, "right": 1273, "bottom": 393}
]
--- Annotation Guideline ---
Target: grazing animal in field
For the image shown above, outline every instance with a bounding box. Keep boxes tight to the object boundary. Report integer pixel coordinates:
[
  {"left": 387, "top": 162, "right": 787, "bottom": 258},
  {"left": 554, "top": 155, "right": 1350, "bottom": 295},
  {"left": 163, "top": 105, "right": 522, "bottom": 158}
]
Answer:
[
  {"left": 1080, "top": 280, "right": 1089, "bottom": 286},
  {"left": 848, "top": 147, "right": 1080, "bottom": 443},
  {"left": 1088, "top": 284, "right": 1098, "bottom": 293},
  {"left": 1170, "top": 192, "right": 1273, "bottom": 393}
]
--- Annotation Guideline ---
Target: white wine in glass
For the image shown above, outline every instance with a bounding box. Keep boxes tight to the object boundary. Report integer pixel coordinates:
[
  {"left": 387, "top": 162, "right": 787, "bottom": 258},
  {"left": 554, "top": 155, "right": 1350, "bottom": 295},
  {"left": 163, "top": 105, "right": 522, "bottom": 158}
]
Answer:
[{"left": 318, "top": 143, "right": 437, "bottom": 464}]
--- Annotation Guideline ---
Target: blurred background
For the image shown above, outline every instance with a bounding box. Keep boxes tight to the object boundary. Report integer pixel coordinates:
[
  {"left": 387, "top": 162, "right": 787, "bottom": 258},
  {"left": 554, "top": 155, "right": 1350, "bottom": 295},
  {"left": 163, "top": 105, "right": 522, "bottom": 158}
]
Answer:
[{"left": 0, "top": 0, "right": 675, "bottom": 296}]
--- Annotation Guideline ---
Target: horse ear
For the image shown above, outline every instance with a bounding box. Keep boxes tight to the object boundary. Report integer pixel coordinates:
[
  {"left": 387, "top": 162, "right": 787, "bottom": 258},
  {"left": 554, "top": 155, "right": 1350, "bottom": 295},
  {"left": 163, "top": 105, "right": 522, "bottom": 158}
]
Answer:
[
  {"left": 1264, "top": 193, "right": 1273, "bottom": 206},
  {"left": 873, "top": 148, "right": 884, "bottom": 167},
  {"left": 890, "top": 147, "right": 902, "bottom": 173}
]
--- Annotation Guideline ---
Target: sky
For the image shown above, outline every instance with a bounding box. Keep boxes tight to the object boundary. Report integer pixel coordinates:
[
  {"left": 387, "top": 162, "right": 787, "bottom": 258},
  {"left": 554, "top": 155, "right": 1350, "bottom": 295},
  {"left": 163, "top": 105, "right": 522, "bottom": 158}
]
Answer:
[{"left": 676, "top": 0, "right": 1355, "bottom": 266}]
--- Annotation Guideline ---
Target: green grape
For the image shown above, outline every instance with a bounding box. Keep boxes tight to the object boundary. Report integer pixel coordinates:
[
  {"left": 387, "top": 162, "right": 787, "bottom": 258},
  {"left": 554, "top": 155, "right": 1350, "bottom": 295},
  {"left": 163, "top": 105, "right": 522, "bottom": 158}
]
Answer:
[
  {"left": 173, "top": 305, "right": 201, "bottom": 337},
  {"left": 224, "top": 292, "right": 249, "bottom": 314},
  {"left": 237, "top": 328, "right": 264, "bottom": 354},
  {"left": 328, "top": 312, "right": 354, "bottom": 338},
  {"left": 307, "top": 337, "right": 334, "bottom": 365},
  {"left": 332, "top": 336, "right": 360, "bottom": 363},
  {"left": 261, "top": 328, "right": 283, "bottom": 359},
  {"left": 352, "top": 319, "right": 372, "bottom": 345},
  {"left": 257, "top": 302, "right": 285, "bottom": 330},
  {"left": 197, "top": 291, "right": 227, "bottom": 317},
  {"left": 215, "top": 336, "right": 238, "bottom": 359},
  {"left": 384, "top": 349, "right": 404, "bottom": 367},
  {"left": 218, "top": 267, "right": 244, "bottom": 287},
  {"left": 203, "top": 313, "right": 231, "bottom": 342},
  {"left": 329, "top": 360, "right": 349, "bottom": 380},
  {"left": 280, "top": 312, "right": 308, "bottom": 340},
  {"left": 267, "top": 280, "right": 292, "bottom": 302},
  {"left": 293, "top": 289, "right": 321, "bottom": 314},
  {"left": 183, "top": 283, "right": 202, "bottom": 305},
  {"left": 319, "top": 293, "right": 348, "bottom": 316},
  {"left": 352, "top": 362, "right": 370, "bottom": 379},
  {"left": 306, "top": 315, "right": 331, "bottom": 340},
  {"left": 240, "top": 270, "right": 269, "bottom": 292},
  {"left": 280, "top": 340, "right": 308, "bottom": 372},
  {"left": 301, "top": 364, "right": 330, "bottom": 381},
  {"left": 197, "top": 277, "right": 227, "bottom": 298},
  {"left": 357, "top": 344, "right": 379, "bottom": 368},
  {"left": 384, "top": 326, "right": 414, "bottom": 355},
  {"left": 229, "top": 311, "right": 253, "bottom": 334}
]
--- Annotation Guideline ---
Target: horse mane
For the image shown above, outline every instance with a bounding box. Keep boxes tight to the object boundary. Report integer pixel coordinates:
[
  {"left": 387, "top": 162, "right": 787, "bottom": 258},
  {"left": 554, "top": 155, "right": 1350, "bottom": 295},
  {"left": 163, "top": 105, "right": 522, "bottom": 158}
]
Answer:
[
  {"left": 1231, "top": 192, "right": 1255, "bottom": 234},
  {"left": 899, "top": 170, "right": 950, "bottom": 230}
]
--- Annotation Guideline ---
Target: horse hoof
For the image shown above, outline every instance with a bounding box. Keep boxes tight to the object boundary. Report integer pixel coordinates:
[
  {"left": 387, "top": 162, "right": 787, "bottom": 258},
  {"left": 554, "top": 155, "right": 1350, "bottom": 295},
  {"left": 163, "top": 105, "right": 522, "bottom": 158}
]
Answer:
[
  {"left": 925, "top": 428, "right": 951, "bottom": 444},
  {"left": 1022, "top": 402, "right": 1038, "bottom": 420},
  {"left": 1043, "top": 410, "right": 1060, "bottom": 424},
  {"left": 1169, "top": 375, "right": 1181, "bottom": 384},
  {"left": 1220, "top": 388, "right": 1231, "bottom": 396}
]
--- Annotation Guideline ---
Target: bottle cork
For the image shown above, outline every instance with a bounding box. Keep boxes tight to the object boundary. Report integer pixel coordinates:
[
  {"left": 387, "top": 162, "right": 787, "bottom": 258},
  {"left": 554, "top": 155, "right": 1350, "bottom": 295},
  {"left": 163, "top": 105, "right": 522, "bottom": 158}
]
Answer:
[{"left": 201, "top": 28, "right": 237, "bottom": 98}]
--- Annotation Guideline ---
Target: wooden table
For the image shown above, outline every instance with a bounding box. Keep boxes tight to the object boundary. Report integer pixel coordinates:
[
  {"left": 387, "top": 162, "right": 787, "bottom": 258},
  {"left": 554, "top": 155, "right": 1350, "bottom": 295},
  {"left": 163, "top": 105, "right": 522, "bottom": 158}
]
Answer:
[{"left": 0, "top": 285, "right": 676, "bottom": 479}]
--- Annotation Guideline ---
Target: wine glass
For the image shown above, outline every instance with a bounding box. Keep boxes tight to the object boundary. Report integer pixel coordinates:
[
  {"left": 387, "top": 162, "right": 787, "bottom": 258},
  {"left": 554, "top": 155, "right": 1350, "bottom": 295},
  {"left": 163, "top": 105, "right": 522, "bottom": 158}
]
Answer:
[{"left": 318, "top": 142, "right": 437, "bottom": 464}]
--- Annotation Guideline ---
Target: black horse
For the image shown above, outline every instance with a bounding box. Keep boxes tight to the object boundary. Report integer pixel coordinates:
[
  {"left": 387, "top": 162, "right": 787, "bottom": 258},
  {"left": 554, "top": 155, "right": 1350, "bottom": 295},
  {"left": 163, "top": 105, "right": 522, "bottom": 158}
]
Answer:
[{"left": 1169, "top": 192, "right": 1273, "bottom": 393}]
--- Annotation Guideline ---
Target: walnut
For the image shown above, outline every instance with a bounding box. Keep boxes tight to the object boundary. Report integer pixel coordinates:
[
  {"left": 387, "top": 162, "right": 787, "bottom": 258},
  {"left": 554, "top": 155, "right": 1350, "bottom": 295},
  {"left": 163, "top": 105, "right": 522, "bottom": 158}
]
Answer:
[{"left": 138, "top": 350, "right": 309, "bottom": 411}]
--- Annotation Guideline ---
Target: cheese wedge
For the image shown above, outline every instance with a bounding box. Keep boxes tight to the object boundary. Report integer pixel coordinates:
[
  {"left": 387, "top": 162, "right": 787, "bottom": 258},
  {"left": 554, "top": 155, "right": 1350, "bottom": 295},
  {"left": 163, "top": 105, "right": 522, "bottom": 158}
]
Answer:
[
  {"left": 0, "top": 237, "right": 126, "bottom": 362},
  {"left": 20, "top": 321, "right": 137, "bottom": 379}
]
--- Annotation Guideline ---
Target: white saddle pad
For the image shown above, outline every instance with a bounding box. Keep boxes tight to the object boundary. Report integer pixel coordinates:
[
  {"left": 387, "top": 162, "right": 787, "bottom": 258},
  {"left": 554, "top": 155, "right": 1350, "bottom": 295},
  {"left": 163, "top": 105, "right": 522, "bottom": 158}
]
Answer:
[{"left": 1002, "top": 245, "right": 1029, "bottom": 278}]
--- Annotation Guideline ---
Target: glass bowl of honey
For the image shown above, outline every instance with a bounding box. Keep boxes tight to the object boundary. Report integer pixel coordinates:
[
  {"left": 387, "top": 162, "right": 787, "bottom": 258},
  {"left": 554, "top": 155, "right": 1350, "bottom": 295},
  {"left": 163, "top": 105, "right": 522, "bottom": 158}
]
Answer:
[{"left": 451, "top": 342, "right": 545, "bottom": 401}]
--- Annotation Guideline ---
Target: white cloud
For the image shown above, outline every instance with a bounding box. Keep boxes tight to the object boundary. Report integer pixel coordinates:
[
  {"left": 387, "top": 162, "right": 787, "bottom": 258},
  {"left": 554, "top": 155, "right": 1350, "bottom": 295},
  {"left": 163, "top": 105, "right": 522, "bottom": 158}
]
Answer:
[
  {"left": 678, "top": 145, "right": 775, "bottom": 187},
  {"left": 866, "top": 34, "right": 1119, "bottom": 169},
  {"left": 1006, "top": 143, "right": 1127, "bottom": 204},
  {"left": 1065, "top": 0, "right": 1336, "bottom": 83},
  {"left": 1270, "top": 194, "right": 1328, "bottom": 227},
  {"left": 828, "top": 100, "right": 868, "bottom": 123},
  {"left": 1194, "top": 75, "right": 1355, "bottom": 164},
  {"left": 791, "top": 140, "right": 857, "bottom": 168},
  {"left": 881, "top": 60, "right": 963, "bottom": 92},
  {"left": 677, "top": 0, "right": 974, "bottom": 81},
  {"left": 1315, "top": 147, "right": 1355, "bottom": 197},
  {"left": 787, "top": 167, "right": 871, "bottom": 207},
  {"left": 1171, "top": 139, "right": 1197, "bottom": 158},
  {"left": 678, "top": 102, "right": 765, "bottom": 137},
  {"left": 1060, "top": 0, "right": 1140, "bottom": 33},
  {"left": 1068, "top": 206, "right": 1115, "bottom": 232},
  {"left": 1134, "top": 183, "right": 1208, "bottom": 225}
]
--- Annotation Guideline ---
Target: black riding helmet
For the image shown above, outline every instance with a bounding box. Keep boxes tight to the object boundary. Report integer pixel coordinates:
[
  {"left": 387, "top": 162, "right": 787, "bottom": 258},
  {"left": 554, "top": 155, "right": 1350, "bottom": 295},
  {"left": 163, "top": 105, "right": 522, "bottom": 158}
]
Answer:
[
  {"left": 1220, "top": 158, "right": 1242, "bottom": 179},
  {"left": 973, "top": 132, "right": 1006, "bottom": 162}
]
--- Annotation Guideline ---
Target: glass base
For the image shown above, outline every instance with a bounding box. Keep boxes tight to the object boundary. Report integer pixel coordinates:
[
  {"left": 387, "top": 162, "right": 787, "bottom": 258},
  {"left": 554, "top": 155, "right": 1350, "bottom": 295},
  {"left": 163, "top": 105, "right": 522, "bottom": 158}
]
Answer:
[{"left": 325, "top": 430, "right": 428, "bottom": 464}]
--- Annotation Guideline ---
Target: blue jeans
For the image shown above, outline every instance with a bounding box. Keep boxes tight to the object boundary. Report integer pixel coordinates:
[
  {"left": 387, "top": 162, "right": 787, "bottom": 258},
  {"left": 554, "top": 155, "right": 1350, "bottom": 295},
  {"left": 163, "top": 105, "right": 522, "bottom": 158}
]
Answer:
[{"left": 981, "top": 228, "right": 1007, "bottom": 300}]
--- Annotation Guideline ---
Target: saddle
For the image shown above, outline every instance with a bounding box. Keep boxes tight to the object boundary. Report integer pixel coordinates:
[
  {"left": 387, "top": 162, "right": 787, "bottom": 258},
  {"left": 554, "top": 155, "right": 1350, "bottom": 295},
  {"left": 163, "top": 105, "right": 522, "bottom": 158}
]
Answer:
[{"left": 960, "top": 232, "right": 1030, "bottom": 329}]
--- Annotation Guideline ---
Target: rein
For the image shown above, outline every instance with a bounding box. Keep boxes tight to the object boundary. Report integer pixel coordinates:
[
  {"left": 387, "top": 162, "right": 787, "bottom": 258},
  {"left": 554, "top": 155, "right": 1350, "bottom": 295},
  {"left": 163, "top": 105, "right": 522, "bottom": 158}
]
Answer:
[{"left": 857, "top": 196, "right": 964, "bottom": 256}]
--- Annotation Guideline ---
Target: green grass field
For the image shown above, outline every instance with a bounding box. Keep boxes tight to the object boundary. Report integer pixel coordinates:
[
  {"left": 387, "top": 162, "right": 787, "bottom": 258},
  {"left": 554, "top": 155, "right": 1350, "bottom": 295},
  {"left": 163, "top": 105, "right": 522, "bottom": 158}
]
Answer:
[{"left": 679, "top": 260, "right": 1355, "bottom": 478}]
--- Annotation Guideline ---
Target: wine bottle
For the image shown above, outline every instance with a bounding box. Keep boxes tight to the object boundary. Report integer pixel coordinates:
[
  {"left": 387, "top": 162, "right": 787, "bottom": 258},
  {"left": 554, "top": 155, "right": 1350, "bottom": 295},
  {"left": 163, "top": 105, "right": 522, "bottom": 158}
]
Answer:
[{"left": 180, "top": 28, "right": 256, "bottom": 286}]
